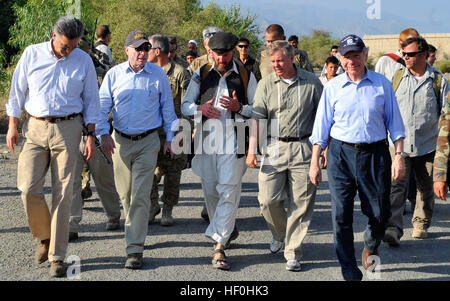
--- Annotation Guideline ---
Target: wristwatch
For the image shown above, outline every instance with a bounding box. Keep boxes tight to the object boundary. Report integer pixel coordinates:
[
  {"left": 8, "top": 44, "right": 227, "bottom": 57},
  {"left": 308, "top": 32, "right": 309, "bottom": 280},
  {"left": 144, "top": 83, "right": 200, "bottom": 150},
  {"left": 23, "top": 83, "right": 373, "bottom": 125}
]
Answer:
[
  {"left": 86, "top": 131, "right": 96, "bottom": 137},
  {"left": 395, "top": 151, "right": 407, "bottom": 158},
  {"left": 237, "top": 103, "right": 243, "bottom": 114}
]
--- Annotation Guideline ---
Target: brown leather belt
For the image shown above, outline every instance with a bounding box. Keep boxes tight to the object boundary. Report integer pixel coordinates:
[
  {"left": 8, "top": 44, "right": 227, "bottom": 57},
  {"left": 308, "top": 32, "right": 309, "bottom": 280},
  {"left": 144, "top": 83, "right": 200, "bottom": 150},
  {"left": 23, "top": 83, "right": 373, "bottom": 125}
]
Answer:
[
  {"left": 31, "top": 113, "right": 80, "bottom": 123},
  {"left": 114, "top": 128, "right": 157, "bottom": 141}
]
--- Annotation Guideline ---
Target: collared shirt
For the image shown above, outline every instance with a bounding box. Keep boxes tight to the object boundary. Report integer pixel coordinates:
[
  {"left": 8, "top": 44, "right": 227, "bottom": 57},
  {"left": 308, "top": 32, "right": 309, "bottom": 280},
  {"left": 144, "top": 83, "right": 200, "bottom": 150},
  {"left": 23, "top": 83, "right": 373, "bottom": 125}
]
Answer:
[
  {"left": 259, "top": 48, "right": 314, "bottom": 78},
  {"left": 97, "top": 61, "right": 178, "bottom": 141},
  {"left": 375, "top": 50, "right": 403, "bottom": 82},
  {"left": 7, "top": 40, "right": 100, "bottom": 125},
  {"left": 310, "top": 68, "right": 405, "bottom": 150},
  {"left": 181, "top": 61, "right": 257, "bottom": 154},
  {"left": 252, "top": 66, "right": 323, "bottom": 139},
  {"left": 395, "top": 65, "right": 449, "bottom": 156}
]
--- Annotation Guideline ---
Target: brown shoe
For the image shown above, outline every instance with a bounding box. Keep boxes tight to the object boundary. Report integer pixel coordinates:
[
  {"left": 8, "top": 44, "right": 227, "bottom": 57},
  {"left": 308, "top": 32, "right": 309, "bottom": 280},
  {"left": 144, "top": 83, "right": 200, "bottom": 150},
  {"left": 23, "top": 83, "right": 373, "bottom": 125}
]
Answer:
[
  {"left": 362, "top": 247, "right": 379, "bottom": 270},
  {"left": 125, "top": 253, "right": 143, "bottom": 269},
  {"left": 412, "top": 225, "right": 428, "bottom": 239},
  {"left": 34, "top": 239, "right": 50, "bottom": 264},
  {"left": 49, "top": 260, "right": 67, "bottom": 277}
]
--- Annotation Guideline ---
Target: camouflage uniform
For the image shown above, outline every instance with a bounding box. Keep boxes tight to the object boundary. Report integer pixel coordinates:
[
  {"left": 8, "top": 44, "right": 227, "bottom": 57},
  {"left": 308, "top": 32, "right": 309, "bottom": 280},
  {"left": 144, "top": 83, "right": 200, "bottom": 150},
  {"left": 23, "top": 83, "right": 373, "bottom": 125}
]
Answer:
[
  {"left": 434, "top": 92, "right": 450, "bottom": 183},
  {"left": 190, "top": 54, "right": 210, "bottom": 73},
  {"left": 173, "top": 54, "right": 189, "bottom": 69},
  {"left": 259, "top": 48, "right": 314, "bottom": 78},
  {"left": 149, "top": 59, "right": 191, "bottom": 225}
]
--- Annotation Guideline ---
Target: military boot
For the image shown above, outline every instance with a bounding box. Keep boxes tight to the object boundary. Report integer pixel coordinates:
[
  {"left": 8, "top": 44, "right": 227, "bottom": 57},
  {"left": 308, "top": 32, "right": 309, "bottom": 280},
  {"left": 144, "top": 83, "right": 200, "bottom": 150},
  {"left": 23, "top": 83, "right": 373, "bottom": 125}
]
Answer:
[
  {"left": 160, "top": 204, "right": 174, "bottom": 226},
  {"left": 148, "top": 198, "right": 161, "bottom": 224}
]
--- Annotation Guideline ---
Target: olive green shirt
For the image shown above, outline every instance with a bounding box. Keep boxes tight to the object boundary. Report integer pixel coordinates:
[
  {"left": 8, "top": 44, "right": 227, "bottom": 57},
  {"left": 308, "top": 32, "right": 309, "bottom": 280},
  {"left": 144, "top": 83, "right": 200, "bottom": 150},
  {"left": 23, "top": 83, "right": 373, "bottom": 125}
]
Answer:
[{"left": 252, "top": 66, "right": 323, "bottom": 138}]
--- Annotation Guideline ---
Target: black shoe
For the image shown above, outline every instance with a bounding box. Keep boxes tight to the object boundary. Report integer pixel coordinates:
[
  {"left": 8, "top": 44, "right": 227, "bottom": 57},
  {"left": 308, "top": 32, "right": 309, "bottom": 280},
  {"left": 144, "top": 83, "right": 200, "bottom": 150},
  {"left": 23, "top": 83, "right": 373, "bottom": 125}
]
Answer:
[
  {"left": 125, "top": 253, "right": 143, "bottom": 269},
  {"left": 68, "top": 232, "right": 79, "bottom": 242},
  {"left": 201, "top": 205, "right": 209, "bottom": 222}
]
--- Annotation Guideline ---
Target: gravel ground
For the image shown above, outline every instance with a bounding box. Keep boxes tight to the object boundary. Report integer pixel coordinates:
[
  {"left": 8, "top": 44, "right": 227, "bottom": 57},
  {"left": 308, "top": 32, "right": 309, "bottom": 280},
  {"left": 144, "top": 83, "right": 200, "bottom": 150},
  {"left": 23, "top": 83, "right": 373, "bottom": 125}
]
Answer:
[{"left": 0, "top": 134, "right": 449, "bottom": 284}]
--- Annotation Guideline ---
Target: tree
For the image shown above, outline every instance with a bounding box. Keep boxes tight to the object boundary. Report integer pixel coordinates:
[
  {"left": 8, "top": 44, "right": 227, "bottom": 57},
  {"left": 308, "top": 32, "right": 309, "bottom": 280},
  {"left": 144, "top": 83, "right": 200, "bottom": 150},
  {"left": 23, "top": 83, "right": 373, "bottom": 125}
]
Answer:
[{"left": 298, "top": 30, "right": 340, "bottom": 68}]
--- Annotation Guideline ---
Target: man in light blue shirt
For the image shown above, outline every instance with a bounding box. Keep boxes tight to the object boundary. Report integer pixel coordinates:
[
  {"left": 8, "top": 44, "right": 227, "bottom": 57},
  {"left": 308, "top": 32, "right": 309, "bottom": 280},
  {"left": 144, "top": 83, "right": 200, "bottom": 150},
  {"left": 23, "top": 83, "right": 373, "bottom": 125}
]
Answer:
[
  {"left": 309, "top": 34, "right": 406, "bottom": 281},
  {"left": 6, "top": 16, "right": 99, "bottom": 278},
  {"left": 97, "top": 30, "right": 178, "bottom": 270}
]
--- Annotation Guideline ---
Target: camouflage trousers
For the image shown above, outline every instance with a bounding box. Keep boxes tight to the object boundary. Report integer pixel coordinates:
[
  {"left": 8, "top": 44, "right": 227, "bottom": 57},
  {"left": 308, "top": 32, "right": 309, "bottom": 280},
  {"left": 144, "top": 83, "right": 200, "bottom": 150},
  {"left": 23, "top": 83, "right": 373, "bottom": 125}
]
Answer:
[{"left": 150, "top": 145, "right": 187, "bottom": 206}]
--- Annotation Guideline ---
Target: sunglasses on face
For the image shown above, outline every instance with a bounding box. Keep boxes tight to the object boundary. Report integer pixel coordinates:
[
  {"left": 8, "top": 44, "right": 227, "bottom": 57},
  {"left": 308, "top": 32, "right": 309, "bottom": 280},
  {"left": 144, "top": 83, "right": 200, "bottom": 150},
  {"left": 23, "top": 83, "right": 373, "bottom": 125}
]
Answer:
[
  {"left": 402, "top": 50, "right": 424, "bottom": 57},
  {"left": 204, "top": 32, "right": 217, "bottom": 39},
  {"left": 237, "top": 44, "right": 249, "bottom": 49},
  {"left": 134, "top": 43, "right": 151, "bottom": 52},
  {"left": 60, "top": 45, "right": 78, "bottom": 52}
]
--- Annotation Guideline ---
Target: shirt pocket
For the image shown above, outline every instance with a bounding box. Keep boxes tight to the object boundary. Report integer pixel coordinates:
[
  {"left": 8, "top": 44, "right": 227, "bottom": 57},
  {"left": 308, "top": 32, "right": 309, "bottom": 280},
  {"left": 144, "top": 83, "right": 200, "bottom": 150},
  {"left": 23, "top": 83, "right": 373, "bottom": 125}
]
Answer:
[{"left": 60, "top": 76, "right": 84, "bottom": 98}]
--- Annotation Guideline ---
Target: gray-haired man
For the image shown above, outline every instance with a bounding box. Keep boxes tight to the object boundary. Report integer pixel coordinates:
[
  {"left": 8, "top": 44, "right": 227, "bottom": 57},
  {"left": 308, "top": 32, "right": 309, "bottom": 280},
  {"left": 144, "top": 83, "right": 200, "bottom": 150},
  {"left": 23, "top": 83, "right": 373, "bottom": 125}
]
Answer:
[
  {"left": 189, "top": 26, "right": 222, "bottom": 73},
  {"left": 6, "top": 16, "right": 100, "bottom": 277}
]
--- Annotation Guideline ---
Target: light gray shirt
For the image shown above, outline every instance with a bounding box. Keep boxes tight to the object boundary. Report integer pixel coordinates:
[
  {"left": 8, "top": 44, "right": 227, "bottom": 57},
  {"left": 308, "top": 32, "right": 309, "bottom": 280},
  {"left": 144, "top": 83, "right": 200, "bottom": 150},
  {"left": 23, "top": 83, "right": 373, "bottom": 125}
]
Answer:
[{"left": 395, "top": 65, "right": 449, "bottom": 157}]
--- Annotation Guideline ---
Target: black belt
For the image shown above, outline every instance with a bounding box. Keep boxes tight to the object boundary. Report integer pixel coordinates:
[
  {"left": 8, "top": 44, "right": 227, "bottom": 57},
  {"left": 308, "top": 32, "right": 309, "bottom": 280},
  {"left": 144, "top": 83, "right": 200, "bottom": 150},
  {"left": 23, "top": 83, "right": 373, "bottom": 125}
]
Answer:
[
  {"left": 338, "top": 138, "right": 387, "bottom": 150},
  {"left": 114, "top": 128, "right": 157, "bottom": 141},
  {"left": 269, "top": 134, "right": 311, "bottom": 142},
  {"left": 31, "top": 113, "right": 80, "bottom": 123}
]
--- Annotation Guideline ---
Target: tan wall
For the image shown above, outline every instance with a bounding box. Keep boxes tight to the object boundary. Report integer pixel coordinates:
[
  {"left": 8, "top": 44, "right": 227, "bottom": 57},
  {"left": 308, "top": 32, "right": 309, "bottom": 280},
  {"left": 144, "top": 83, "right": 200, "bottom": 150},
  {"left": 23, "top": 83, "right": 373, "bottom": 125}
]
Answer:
[{"left": 363, "top": 33, "right": 450, "bottom": 61}]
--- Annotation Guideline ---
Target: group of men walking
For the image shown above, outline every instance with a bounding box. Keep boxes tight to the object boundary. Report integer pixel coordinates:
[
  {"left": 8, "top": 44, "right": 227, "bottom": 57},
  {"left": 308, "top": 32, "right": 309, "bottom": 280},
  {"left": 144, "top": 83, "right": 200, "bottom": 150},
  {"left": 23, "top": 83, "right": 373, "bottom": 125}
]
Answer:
[{"left": 5, "top": 16, "right": 449, "bottom": 280}]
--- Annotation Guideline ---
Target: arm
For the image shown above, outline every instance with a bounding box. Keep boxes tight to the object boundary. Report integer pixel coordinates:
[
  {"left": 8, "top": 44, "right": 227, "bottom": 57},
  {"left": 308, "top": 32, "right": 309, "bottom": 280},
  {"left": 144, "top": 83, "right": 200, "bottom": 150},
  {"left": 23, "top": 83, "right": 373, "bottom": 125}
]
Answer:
[
  {"left": 6, "top": 117, "right": 19, "bottom": 152},
  {"left": 97, "top": 70, "right": 115, "bottom": 157},
  {"left": 246, "top": 119, "right": 259, "bottom": 168},
  {"left": 433, "top": 91, "right": 450, "bottom": 200},
  {"left": 309, "top": 144, "right": 323, "bottom": 186},
  {"left": 392, "top": 138, "right": 406, "bottom": 181}
]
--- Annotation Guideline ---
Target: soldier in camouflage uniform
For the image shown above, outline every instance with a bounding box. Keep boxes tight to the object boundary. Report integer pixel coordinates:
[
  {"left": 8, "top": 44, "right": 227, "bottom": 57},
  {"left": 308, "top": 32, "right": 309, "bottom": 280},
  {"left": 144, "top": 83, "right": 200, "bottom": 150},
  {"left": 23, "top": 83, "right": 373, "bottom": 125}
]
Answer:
[
  {"left": 259, "top": 24, "right": 314, "bottom": 78},
  {"left": 147, "top": 35, "right": 191, "bottom": 226},
  {"left": 434, "top": 91, "right": 450, "bottom": 200},
  {"left": 189, "top": 26, "right": 223, "bottom": 73},
  {"left": 168, "top": 35, "right": 189, "bottom": 69}
]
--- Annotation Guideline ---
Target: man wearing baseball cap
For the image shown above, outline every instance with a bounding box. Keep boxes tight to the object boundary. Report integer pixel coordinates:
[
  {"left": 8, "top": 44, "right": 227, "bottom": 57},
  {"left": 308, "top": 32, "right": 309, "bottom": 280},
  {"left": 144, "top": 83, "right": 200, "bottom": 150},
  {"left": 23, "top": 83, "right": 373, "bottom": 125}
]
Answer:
[
  {"left": 309, "top": 34, "right": 406, "bottom": 280},
  {"left": 182, "top": 31, "right": 257, "bottom": 270},
  {"left": 97, "top": 30, "right": 178, "bottom": 269}
]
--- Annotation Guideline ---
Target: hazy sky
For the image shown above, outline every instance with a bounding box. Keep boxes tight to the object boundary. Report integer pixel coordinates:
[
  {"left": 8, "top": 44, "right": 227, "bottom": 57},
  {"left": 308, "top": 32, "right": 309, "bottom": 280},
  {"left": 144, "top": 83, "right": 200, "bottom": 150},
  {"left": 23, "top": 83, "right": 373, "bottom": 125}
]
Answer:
[{"left": 202, "top": 0, "right": 450, "bottom": 37}]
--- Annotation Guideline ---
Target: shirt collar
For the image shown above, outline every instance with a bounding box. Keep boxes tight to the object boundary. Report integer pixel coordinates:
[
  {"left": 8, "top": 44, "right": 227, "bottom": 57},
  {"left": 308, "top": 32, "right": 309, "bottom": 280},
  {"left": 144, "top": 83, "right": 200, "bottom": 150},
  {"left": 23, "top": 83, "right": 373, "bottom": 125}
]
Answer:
[
  {"left": 272, "top": 65, "right": 306, "bottom": 84},
  {"left": 48, "top": 39, "right": 68, "bottom": 60},
  {"left": 340, "top": 67, "right": 373, "bottom": 87},
  {"left": 124, "top": 61, "right": 152, "bottom": 74},
  {"left": 210, "top": 60, "right": 239, "bottom": 77}
]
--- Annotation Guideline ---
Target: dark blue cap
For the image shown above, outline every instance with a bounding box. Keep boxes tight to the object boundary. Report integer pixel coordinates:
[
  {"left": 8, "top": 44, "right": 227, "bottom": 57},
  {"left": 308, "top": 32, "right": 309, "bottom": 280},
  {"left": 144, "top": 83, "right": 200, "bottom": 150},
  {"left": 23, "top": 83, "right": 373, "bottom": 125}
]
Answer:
[{"left": 338, "top": 34, "right": 366, "bottom": 55}]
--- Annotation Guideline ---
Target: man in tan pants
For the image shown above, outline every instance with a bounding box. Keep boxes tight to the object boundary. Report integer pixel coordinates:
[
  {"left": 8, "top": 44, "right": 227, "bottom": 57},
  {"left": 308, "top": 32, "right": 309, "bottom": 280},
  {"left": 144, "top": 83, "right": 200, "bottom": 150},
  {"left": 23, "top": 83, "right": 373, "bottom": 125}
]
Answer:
[
  {"left": 6, "top": 16, "right": 99, "bottom": 277},
  {"left": 247, "top": 41, "right": 323, "bottom": 271},
  {"left": 98, "top": 30, "right": 177, "bottom": 269}
]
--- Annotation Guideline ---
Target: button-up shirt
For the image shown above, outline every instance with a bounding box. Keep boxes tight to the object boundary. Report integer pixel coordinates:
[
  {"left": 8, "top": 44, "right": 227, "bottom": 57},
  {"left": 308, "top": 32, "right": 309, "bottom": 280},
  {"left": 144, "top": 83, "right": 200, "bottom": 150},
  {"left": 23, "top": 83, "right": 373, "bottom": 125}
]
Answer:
[
  {"left": 7, "top": 40, "right": 100, "bottom": 125},
  {"left": 395, "top": 65, "right": 449, "bottom": 157},
  {"left": 310, "top": 68, "right": 405, "bottom": 149},
  {"left": 252, "top": 66, "right": 323, "bottom": 139},
  {"left": 97, "top": 61, "right": 178, "bottom": 141}
]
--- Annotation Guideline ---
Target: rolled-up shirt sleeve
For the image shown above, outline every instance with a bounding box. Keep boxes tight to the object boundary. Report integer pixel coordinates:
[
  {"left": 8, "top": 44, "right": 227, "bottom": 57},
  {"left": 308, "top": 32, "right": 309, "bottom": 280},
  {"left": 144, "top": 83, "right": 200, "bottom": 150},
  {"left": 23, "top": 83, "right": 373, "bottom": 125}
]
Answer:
[
  {"left": 81, "top": 60, "right": 100, "bottom": 125},
  {"left": 309, "top": 87, "right": 334, "bottom": 149},
  {"left": 383, "top": 81, "right": 405, "bottom": 143}
]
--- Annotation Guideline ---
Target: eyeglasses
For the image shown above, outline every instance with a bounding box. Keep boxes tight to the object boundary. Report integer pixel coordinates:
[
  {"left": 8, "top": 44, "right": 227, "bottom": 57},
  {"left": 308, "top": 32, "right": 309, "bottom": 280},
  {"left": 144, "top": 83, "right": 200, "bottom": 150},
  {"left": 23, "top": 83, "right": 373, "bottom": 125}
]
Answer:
[
  {"left": 60, "top": 45, "right": 78, "bottom": 52},
  {"left": 237, "top": 44, "right": 249, "bottom": 49},
  {"left": 134, "top": 44, "right": 151, "bottom": 52},
  {"left": 402, "top": 50, "right": 424, "bottom": 58}
]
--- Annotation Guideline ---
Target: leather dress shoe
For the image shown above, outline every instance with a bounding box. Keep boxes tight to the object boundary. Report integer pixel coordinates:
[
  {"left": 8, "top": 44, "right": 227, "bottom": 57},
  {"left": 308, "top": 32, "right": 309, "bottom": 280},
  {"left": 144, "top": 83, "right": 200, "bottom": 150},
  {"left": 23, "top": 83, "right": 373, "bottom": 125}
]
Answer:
[{"left": 35, "top": 239, "right": 50, "bottom": 264}]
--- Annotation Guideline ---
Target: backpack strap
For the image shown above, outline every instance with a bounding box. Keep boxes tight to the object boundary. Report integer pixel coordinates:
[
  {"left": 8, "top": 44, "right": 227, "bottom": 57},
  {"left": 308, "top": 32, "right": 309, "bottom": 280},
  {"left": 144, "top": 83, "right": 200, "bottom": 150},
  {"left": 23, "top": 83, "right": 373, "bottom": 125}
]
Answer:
[
  {"left": 392, "top": 68, "right": 406, "bottom": 93},
  {"left": 432, "top": 71, "right": 442, "bottom": 114},
  {"left": 384, "top": 53, "right": 405, "bottom": 67}
]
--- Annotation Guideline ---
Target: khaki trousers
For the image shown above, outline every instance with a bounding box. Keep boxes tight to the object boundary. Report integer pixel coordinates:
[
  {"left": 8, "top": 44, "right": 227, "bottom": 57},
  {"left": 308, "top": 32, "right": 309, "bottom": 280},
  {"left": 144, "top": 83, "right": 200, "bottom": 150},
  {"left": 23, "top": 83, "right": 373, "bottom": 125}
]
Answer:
[
  {"left": 69, "top": 136, "right": 121, "bottom": 232},
  {"left": 258, "top": 140, "right": 317, "bottom": 261},
  {"left": 18, "top": 116, "right": 82, "bottom": 262},
  {"left": 112, "top": 131, "right": 159, "bottom": 255}
]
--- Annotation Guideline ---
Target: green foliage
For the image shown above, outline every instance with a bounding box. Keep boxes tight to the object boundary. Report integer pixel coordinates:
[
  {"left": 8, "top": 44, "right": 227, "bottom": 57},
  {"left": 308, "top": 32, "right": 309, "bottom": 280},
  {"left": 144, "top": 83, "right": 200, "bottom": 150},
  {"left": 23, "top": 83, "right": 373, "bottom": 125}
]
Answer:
[
  {"left": 100, "top": 0, "right": 262, "bottom": 63},
  {"left": 434, "top": 60, "right": 450, "bottom": 74},
  {"left": 298, "top": 30, "right": 340, "bottom": 68}
]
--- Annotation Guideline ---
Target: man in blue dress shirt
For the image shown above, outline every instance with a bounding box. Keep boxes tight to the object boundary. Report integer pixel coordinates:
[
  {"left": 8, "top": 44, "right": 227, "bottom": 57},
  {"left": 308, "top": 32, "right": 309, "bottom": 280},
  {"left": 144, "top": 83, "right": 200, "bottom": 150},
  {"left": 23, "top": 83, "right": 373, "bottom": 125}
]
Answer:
[
  {"left": 309, "top": 34, "right": 406, "bottom": 281},
  {"left": 97, "top": 30, "right": 178, "bottom": 269},
  {"left": 6, "top": 16, "right": 99, "bottom": 277}
]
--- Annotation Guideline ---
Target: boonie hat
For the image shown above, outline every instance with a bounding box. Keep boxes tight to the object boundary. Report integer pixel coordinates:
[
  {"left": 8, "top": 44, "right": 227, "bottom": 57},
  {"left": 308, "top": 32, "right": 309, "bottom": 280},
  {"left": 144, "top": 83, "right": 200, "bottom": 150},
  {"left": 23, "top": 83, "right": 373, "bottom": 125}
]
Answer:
[
  {"left": 338, "top": 34, "right": 366, "bottom": 55},
  {"left": 124, "top": 30, "right": 149, "bottom": 48}
]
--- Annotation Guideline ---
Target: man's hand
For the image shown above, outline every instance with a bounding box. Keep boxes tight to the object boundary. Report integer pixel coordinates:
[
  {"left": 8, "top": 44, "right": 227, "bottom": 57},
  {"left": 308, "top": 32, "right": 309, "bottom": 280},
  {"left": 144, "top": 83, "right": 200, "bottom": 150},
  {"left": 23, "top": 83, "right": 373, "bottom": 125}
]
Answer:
[
  {"left": 392, "top": 155, "right": 406, "bottom": 181},
  {"left": 246, "top": 153, "right": 258, "bottom": 168},
  {"left": 164, "top": 141, "right": 174, "bottom": 159},
  {"left": 309, "top": 144, "right": 323, "bottom": 187},
  {"left": 219, "top": 90, "right": 241, "bottom": 112},
  {"left": 6, "top": 117, "right": 19, "bottom": 152},
  {"left": 434, "top": 181, "right": 448, "bottom": 201},
  {"left": 101, "top": 134, "right": 115, "bottom": 158},
  {"left": 198, "top": 97, "right": 221, "bottom": 119},
  {"left": 84, "top": 135, "right": 96, "bottom": 161},
  {"left": 320, "top": 146, "right": 328, "bottom": 169}
]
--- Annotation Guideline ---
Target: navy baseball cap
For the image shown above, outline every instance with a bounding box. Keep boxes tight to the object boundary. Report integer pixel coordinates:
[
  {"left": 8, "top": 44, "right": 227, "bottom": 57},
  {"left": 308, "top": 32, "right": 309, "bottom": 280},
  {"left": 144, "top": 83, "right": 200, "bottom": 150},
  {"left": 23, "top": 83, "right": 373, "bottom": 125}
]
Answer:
[
  {"left": 124, "top": 30, "right": 149, "bottom": 48},
  {"left": 338, "top": 34, "right": 366, "bottom": 55}
]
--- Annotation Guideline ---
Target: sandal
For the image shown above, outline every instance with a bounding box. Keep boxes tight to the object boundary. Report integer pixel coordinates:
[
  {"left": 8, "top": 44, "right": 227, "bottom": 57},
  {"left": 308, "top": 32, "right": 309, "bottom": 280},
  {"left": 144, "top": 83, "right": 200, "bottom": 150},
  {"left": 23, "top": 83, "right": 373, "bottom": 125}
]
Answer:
[{"left": 211, "top": 249, "right": 230, "bottom": 270}]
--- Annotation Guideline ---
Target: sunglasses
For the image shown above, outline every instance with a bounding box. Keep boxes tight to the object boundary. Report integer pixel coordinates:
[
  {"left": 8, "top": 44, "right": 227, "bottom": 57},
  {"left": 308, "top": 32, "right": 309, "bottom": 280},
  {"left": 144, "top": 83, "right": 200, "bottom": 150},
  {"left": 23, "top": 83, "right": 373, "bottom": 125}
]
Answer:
[
  {"left": 204, "top": 32, "right": 217, "bottom": 39},
  {"left": 402, "top": 50, "right": 424, "bottom": 57},
  {"left": 237, "top": 44, "right": 249, "bottom": 49},
  {"left": 60, "top": 45, "right": 78, "bottom": 52},
  {"left": 134, "top": 43, "right": 151, "bottom": 52}
]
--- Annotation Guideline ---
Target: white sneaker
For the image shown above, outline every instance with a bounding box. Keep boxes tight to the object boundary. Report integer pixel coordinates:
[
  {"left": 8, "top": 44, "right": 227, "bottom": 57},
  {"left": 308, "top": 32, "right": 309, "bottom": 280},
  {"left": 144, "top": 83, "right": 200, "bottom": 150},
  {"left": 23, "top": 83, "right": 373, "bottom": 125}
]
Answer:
[
  {"left": 269, "top": 238, "right": 284, "bottom": 253},
  {"left": 286, "top": 259, "right": 301, "bottom": 271}
]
